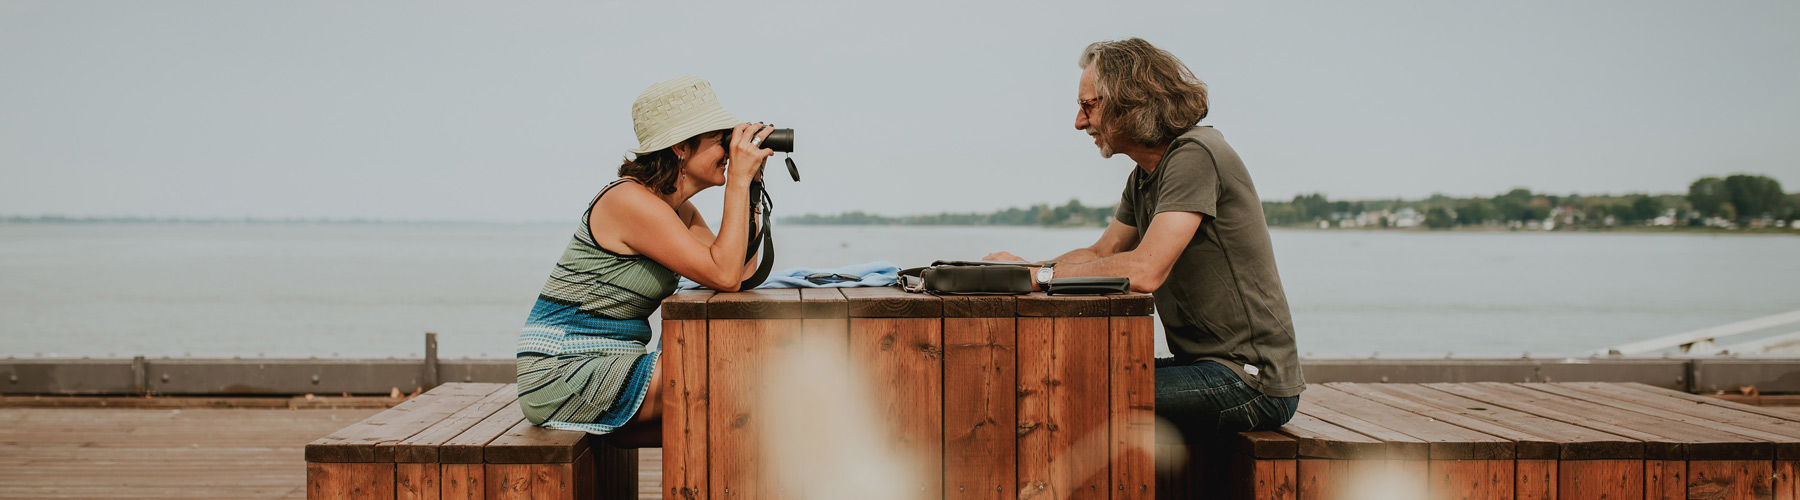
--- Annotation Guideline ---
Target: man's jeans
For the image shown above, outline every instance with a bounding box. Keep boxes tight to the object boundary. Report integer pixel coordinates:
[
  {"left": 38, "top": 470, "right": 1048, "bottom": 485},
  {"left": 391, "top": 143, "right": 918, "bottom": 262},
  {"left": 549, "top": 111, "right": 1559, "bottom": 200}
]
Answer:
[{"left": 1155, "top": 358, "right": 1299, "bottom": 440}]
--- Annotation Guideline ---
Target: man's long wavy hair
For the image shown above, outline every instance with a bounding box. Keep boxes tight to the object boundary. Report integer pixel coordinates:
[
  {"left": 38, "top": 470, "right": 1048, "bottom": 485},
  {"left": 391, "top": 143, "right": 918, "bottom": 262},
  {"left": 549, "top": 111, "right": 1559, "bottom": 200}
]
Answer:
[
  {"left": 617, "top": 132, "right": 721, "bottom": 195},
  {"left": 1078, "top": 38, "right": 1209, "bottom": 147}
]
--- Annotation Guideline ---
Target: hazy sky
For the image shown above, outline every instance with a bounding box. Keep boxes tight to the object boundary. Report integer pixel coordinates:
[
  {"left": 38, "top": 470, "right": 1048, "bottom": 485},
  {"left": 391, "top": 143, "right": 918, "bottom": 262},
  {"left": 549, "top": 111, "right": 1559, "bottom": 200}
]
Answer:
[{"left": 2, "top": 1, "right": 1796, "bottom": 222}]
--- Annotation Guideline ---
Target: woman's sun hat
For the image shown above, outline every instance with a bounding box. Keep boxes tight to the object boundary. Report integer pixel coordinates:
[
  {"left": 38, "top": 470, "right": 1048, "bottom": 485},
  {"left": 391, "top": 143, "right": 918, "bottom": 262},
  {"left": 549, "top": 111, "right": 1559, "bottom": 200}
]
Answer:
[{"left": 627, "top": 76, "right": 740, "bottom": 156}]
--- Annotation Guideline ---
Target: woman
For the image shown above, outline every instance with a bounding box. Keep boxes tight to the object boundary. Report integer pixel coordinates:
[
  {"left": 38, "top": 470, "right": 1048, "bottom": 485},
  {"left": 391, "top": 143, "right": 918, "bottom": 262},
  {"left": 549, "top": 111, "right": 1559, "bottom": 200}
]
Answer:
[{"left": 515, "top": 76, "right": 774, "bottom": 446}]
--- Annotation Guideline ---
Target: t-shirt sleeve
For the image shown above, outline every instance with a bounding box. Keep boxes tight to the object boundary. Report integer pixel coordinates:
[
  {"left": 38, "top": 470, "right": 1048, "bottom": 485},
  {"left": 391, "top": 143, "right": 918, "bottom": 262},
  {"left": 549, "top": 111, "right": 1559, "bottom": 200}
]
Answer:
[
  {"left": 1114, "top": 175, "right": 1138, "bottom": 227},
  {"left": 1154, "top": 143, "right": 1219, "bottom": 219}
]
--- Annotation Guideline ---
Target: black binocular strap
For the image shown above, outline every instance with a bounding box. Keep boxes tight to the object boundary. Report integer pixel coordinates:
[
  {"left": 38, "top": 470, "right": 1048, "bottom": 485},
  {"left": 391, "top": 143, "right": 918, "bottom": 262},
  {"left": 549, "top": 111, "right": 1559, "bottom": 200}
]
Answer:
[{"left": 738, "top": 180, "right": 776, "bottom": 290}]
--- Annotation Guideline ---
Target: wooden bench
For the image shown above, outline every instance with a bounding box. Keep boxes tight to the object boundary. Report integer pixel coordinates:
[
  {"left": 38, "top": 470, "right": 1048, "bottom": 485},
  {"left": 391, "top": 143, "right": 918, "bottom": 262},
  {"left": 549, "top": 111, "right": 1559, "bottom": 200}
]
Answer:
[
  {"left": 305, "top": 382, "right": 638, "bottom": 499},
  {"left": 1160, "top": 381, "right": 1800, "bottom": 500}
]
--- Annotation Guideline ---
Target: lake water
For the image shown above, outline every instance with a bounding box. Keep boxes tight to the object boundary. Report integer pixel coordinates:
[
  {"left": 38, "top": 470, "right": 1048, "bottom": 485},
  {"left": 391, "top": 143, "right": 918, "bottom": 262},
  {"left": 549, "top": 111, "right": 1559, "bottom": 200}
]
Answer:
[{"left": 2, "top": 223, "right": 1796, "bottom": 359}]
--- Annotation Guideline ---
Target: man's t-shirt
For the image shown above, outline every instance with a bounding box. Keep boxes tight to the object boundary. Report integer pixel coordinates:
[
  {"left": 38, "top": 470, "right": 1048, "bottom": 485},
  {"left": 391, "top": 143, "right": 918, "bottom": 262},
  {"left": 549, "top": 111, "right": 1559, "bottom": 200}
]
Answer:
[{"left": 1114, "top": 126, "right": 1304, "bottom": 398}]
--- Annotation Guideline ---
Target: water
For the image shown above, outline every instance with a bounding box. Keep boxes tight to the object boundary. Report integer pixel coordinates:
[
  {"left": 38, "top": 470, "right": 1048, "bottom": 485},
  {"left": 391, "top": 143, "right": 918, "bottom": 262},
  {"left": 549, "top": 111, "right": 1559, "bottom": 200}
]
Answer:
[{"left": 2, "top": 223, "right": 1796, "bottom": 359}]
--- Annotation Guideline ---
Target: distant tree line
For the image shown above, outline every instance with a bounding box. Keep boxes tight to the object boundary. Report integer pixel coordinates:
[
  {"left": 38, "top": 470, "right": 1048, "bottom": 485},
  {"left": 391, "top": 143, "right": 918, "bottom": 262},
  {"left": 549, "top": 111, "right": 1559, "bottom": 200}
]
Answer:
[
  {"left": 785, "top": 174, "right": 1796, "bottom": 230},
  {"left": 782, "top": 199, "right": 1115, "bottom": 227},
  {"left": 1263, "top": 174, "right": 1794, "bottom": 230}
]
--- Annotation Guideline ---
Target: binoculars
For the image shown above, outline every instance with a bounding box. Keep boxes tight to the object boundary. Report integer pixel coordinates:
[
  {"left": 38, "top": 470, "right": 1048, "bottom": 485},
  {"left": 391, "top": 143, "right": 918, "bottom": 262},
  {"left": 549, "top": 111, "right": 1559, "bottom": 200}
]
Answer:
[{"left": 727, "top": 127, "right": 799, "bottom": 182}]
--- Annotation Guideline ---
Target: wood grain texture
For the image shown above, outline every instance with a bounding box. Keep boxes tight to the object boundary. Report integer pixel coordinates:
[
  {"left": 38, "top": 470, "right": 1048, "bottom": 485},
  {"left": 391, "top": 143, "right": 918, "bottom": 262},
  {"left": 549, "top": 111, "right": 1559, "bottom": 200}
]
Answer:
[
  {"left": 850, "top": 317, "right": 945, "bottom": 500},
  {"left": 1236, "top": 431, "right": 1300, "bottom": 459},
  {"left": 1296, "top": 459, "right": 1344, "bottom": 500},
  {"left": 1687, "top": 460, "right": 1773, "bottom": 500},
  {"left": 1469, "top": 382, "right": 1769, "bottom": 461},
  {"left": 441, "top": 401, "right": 526, "bottom": 464},
  {"left": 396, "top": 463, "right": 440, "bottom": 500},
  {"left": 1108, "top": 293, "right": 1155, "bottom": 317},
  {"left": 797, "top": 287, "right": 847, "bottom": 319},
  {"left": 941, "top": 295, "right": 1016, "bottom": 318},
  {"left": 1017, "top": 317, "right": 1112, "bottom": 499},
  {"left": 441, "top": 463, "right": 484, "bottom": 500},
  {"left": 1305, "top": 385, "right": 1512, "bottom": 460},
  {"left": 1294, "top": 402, "right": 1427, "bottom": 461},
  {"left": 306, "top": 462, "right": 395, "bottom": 500},
  {"left": 483, "top": 464, "right": 536, "bottom": 500},
  {"left": 1428, "top": 460, "right": 1512, "bottom": 500},
  {"left": 661, "top": 290, "right": 714, "bottom": 320},
  {"left": 707, "top": 318, "right": 804, "bottom": 499},
  {"left": 485, "top": 418, "right": 589, "bottom": 464},
  {"left": 661, "top": 319, "right": 709, "bottom": 500},
  {"left": 841, "top": 286, "right": 942, "bottom": 318},
  {"left": 1777, "top": 461, "right": 1797, "bottom": 500},
  {"left": 1111, "top": 315, "right": 1156, "bottom": 500},
  {"left": 944, "top": 317, "right": 1016, "bottom": 500},
  {"left": 1514, "top": 459, "right": 1556, "bottom": 500},
  {"left": 395, "top": 383, "right": 518, "bottom": 463},
  {"left": 1557, "top": 460, "right": 1642, "bottom": 500},
  {"left": 707, "top": 289, "right": 804, "bottom": 319},
  {"left": 1016, "top": 293, "right": 1110, "bottom": 317},
  {"left": 1353, "top": 383, "right": 1640, "bottom": 461},
  {"left": 1424, "top": 383, "right": 1681, "bottom": 460},
  {"left": 1551, "top": 381, "right": 1800, "bottom": 460},
  {"left": 1333, "top": 383, "right": 1557, "bottom": 460},
  {"left": 1644, "top": 460, "right": 1685, "bottom": 500},
  {"left": 1254, "top": 459, "right": 1298, "bottom": 500},
  {"left": 1276, "top": 412, "right": 1386, "bottom": 460},
  {"left": 308, "top": 383, "right": 503, "bottom": 463}
]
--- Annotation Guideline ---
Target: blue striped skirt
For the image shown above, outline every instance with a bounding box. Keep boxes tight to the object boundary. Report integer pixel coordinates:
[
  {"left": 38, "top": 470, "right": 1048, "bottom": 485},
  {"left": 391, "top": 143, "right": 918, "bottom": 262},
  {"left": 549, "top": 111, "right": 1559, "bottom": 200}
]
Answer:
[{"left": 514, "top": 297, "right": 659, "bottom": 435}]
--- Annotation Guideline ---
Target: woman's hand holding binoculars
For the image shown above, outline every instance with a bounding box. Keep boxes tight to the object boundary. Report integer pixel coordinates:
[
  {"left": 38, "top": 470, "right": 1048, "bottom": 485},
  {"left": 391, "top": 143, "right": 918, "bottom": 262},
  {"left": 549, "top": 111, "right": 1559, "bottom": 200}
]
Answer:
[{"left": 727, "top": 122, "right": 776, "bottom": 184}]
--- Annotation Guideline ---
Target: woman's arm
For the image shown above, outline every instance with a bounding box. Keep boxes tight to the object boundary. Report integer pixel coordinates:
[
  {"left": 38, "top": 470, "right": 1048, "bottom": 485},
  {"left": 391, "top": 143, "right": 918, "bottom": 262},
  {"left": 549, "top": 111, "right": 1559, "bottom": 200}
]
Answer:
[
  {"left": 681, "top": 202, "right": 763, "bottom": 282},
  {"left": 612, "top": 123, "right": 775, "bottom": 291}
]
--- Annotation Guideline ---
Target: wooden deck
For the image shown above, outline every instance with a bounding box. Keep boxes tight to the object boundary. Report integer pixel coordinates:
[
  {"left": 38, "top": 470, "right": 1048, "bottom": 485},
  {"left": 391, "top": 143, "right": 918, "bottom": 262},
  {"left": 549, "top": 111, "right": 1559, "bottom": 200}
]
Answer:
[{"left": 0, "top": 406, "right": 663, "bottom": 499}]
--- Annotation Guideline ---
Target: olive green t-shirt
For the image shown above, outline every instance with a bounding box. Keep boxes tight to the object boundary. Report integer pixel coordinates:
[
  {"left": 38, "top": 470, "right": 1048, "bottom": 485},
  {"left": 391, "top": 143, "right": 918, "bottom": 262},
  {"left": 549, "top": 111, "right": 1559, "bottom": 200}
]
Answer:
[{"left": 1114, "top": 126, "right": 1305, "bottom": 398}]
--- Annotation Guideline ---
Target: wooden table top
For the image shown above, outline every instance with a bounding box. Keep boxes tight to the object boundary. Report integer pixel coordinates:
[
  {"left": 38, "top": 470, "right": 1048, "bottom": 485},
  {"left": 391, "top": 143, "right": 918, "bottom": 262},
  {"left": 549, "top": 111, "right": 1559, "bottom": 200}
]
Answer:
[{"left": 661, "top": 287, "right": 1155, "bottom": 320}]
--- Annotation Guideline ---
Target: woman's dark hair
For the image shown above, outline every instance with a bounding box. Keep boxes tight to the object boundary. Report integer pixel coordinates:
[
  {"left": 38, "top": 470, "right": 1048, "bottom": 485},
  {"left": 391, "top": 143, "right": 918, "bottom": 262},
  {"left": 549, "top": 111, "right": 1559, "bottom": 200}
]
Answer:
[{"left": 617, "top": 131, "right": 721, "bottom": 194}]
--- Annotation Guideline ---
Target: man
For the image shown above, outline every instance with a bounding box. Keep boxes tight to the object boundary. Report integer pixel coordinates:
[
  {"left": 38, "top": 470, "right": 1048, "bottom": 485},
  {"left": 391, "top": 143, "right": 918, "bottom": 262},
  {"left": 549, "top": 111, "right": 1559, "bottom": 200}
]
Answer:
[{"left": 987, "top": 38, "right": 1302, "bottom": 435}]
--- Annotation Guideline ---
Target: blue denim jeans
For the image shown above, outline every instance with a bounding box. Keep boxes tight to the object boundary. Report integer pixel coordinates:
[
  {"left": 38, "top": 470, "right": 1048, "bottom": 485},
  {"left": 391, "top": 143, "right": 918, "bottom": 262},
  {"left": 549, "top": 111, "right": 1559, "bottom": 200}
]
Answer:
[{"left": 1155, "top": 358, "right": 1299, "bottom": 440}]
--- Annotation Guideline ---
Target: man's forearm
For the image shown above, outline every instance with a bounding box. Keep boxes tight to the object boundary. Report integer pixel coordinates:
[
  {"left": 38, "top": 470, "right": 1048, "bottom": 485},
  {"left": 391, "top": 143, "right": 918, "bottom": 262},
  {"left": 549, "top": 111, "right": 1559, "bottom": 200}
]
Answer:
[{"left": 1043, "top": 247, "right": 1102, "bottom": 265}]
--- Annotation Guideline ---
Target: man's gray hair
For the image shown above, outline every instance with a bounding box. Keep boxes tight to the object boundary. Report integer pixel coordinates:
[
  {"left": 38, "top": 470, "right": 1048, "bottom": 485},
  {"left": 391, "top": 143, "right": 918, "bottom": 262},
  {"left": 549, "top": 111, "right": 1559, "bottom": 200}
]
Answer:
[{"left": 1076, "top": 38, "right": 1209, "bottom": 147}]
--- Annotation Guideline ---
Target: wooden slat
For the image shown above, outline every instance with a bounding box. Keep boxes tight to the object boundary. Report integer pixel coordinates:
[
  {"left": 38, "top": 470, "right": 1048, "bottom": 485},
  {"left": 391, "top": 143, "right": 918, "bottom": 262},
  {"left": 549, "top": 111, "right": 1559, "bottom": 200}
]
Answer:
[
  {"left": 1559, "top": 460, "right": 1642, "bottom": 500},
  {"left": 1427, "top": 460, "right": 1512, "bottom": 500},
  {"left": 851, "top": 317, "right": 944, "bottom": 499},
  {"left": 1777, "top": 461, "right": 1797, "bottom": 500},
  {"left": 1688, "top": 460, "right": 1775, "bottom": 500},
  {"left": 484, "top": 418, "right": 589, "bottom": 464},
  {"left": 1466, "top": 382, "right": 1771, "bottom": 461},
  {"left": 1294, "top": 400, "right": 1428, "bottom": 461},
  {"left": 573, "top": 447, "right": 599, "bottom": 500},
  {"left": 1235, "top": 431, "right": 1299, "bottom": 460},
  {"left": 1645, "top": 459, "right": 1685, "bottom": 500},
  {"left": 1306, "top": 384, "right": 1512, "bottom": 460},
  {"left": 1616, "top": 381, "right": 1800, "bottom": 423},
  {"left": 1275, "top": 412, "right": 1386, "bottom": 460},
  {"left": 706, "top": 288, "right": 804, "bottom": 319},
  {"left": 1108, "top": 293, "right": 1155, "bottom": 317},
  {"left": 941, "top": 295, "right": 1016, "bottom": 318},
  {"left": 1353, "top": 383, "right": 1641, "bottom": 460},
  {"left": 484, "top": 464, "right": 535, "bottom": 499},
  {"left": 1514, "top": 459, "right": 1555, "bottom": 500},
  {"left": 442, "top": 401, "right": 525, "bottom": 464},
  {"left": 393, "top": 383, "right": 516, "bottom": 463},
  {"left": 1016, "top": 293, "right": 1110, "bottom": 317},
  {"left": 1540, "top": 382, "right": 1800, "bottom": 459},
  {"left": 842, "top": 286, "right": 942, "bottom": 318},
  {"left": 798, "top": 287, "right": 847, "bottom": 318},
  {"left": 1017, "top": 317, "right": 1112, "bottom": 499},
  {"left": 1330, "top": 383, "right": 1556, "bottom": 459},
  {"left": 708, "top": 318, "right": 803, "bottom": 499},
  {"left": 440, "top": 463, "right": 484, "bottom": 500},
  {"left": 1295, "top": 459, "right": 1345, "bottom": 500},
  {"left": 1423, "top": 383, "right": 1683, "bottom": 460},
  {"left": 661, "top": 290, "right": 713, "bottom": 320},
  {"left": 307, "top": 383, "right": 503, "bottom": 463},
  {"left": 1111, "top": 315, "right": 1156, "bottom": 499},
  {"left": 661, "top": 319, "right": 708, "bottom": 500},
  {"left": 944, "top": 317, "right": 1016, "bottom": 500},
  {"left": 306, "top": 462, "right": 395, "bottom": 499},
  {"left": 1253, "top": 459, "right": 1297, "bottom": 500},
  {"left": 396, "top": 463, "right": 440, "bottom": 500}
]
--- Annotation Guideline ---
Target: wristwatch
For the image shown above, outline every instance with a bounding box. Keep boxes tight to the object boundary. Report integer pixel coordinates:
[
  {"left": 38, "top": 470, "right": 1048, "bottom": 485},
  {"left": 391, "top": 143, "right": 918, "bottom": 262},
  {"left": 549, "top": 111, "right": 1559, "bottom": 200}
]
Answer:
[{"left": 1035, "top": 262, "right": 1056, "bottom": 288}]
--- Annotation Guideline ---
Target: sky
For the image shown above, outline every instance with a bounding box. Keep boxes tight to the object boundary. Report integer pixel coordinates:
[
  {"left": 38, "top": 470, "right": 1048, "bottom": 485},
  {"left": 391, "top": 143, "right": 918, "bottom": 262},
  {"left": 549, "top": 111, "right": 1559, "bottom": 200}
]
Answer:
[{"left": 2, "top": 1, "right": 1796, "bottom": 222}]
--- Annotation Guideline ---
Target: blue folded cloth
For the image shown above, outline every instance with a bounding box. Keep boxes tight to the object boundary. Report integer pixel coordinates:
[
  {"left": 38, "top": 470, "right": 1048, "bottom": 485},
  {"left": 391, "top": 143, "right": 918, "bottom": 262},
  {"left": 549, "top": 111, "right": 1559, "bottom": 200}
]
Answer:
[{"left": 677, "top": 261, "right": 901, "bottom": 290}]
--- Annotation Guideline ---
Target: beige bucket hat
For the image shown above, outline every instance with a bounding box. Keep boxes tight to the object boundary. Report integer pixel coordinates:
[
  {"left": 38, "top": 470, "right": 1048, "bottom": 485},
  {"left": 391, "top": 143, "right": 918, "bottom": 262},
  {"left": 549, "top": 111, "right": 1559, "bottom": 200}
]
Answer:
[{"left": 627, "top": 76, "right": 740, "bottom": 156}]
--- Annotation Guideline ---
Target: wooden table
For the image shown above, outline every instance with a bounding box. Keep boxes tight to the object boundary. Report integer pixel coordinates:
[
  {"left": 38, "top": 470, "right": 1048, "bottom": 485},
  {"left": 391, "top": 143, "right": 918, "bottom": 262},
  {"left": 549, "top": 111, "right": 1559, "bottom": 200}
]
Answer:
[
  {"left": 659, "top": 287, "right": 1158, "bottom": 500},
  {"left": 1174, "top": 381, "right": 1800, "bottom": 500}
]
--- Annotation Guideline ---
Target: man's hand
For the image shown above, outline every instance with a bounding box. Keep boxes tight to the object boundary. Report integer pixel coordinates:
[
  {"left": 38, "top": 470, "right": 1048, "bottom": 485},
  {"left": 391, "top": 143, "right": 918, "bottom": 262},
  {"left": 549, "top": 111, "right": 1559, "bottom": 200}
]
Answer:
[{"left": 983, "top": 251, "right": 1027, "bottom": 262}]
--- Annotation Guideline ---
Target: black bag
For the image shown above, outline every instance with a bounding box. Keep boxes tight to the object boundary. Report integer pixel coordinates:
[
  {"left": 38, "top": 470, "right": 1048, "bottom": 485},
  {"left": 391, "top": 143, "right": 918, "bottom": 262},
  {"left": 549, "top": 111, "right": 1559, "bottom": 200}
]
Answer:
[{"left": 897, "top": 260, "right": 1033, "bottom": 295}]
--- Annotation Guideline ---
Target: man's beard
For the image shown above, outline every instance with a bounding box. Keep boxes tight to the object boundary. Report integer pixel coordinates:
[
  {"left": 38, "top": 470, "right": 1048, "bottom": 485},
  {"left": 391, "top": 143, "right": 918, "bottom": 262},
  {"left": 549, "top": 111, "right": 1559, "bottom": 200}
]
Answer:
[{"left": 1085, "top": 127, "right": 1114, "bottom": 158}]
